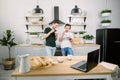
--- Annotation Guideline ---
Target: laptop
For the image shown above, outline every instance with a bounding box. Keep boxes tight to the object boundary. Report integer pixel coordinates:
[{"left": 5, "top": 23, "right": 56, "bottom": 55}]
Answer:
[{"left": 71, "top": 49, "right": 99, "bottom": 72}]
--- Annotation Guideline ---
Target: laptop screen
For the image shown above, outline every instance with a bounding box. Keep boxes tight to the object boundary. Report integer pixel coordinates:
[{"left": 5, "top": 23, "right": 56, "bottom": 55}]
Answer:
[{"left": 87, "top": 49, "right": 99, "bottom": 71}]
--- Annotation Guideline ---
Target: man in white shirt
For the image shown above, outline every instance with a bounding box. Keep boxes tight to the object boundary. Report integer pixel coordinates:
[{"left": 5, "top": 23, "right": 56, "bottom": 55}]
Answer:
[{"left": 59, "top": 24, "right": 73, "bottom": 56}]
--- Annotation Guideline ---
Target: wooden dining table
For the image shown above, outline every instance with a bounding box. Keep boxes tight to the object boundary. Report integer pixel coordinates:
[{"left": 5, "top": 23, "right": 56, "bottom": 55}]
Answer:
[{"left": 11, "top": 56, "right": 113, "bottom": 80}]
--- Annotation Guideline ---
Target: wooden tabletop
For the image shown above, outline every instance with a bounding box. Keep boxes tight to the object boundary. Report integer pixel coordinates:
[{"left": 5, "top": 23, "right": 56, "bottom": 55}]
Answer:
[
  {"left": 11, "top": 56, "right": 112, "bottom": 77},
  {"left": 72, "top": 43, "right": 100, "bottom": 47},
  {"left": 16, "top": 43, "right": 100, "bottom": 47}
]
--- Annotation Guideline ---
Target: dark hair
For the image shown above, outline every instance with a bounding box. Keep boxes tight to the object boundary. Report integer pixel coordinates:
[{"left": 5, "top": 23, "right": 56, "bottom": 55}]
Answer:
[
  {"left": 51, "top": 20, "right": 59, "bottom": 24},
  {"left": 64, "top": 24, "right": 71, "bottom": 29}
]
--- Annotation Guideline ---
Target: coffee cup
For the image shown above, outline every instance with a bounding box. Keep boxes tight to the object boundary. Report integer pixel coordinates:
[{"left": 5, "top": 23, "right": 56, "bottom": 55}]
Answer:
[{"left": 57, "top": 57, "right": 64, "bottom": 63}]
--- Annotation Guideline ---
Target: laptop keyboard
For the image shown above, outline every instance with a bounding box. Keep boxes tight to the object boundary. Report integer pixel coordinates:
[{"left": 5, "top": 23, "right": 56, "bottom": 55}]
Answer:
[
  {"left": 71, "top": 60, "right": 87, "bottom": 71},
  {"left": 78, "top": 63, "right": 87, "bottom": 70}
]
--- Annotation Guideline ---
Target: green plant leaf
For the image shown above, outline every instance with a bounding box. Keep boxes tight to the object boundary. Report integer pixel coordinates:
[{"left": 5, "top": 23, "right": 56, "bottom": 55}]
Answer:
[
  {"left": 79, "top": 31, "right": 86, "bottom": 34},
  {"left": 73, "top": 32, "right": 77, "bottom": 34},
  {"left": 83, "top": 34, "right": 94, "bottom": 40},
  {"left": 101, "top": 20, "right": 111, "bottom": 23},
  {"left": 101, "top": 9, "right": 112, "bottom": 13},
  {"left": 0, "top": 29, "right": 17, "bottom": 59}
]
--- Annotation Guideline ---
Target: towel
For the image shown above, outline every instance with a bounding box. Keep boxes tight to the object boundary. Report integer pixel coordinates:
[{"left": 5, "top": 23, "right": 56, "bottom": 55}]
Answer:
[{"left": 100, "top": 61, "right": 119, "bottom": 80}]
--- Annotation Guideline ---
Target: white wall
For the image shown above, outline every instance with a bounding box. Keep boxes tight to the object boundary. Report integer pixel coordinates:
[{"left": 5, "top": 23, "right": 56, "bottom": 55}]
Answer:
[{"left": 0, "top": 0, "right": 120, "bottom": 63}]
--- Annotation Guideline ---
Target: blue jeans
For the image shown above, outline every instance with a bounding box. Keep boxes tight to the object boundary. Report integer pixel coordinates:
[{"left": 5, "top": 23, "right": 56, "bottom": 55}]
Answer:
[
  {"left": 61, "top": 47, "right": 73, "bottom": 56},
  {"left": 45, "top": 46, "right": 56, "bottom": 56}
]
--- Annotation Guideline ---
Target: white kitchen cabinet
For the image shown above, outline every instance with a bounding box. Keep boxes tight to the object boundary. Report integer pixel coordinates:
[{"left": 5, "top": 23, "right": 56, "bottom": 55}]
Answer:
[
  {"left": 15, "top": 44, "right": 47, "bottom": 67},
  {"left": 15, "top": 44, "right": 47, "bottom": 56},
  {"left": 15, "top": 44, "right": 100, "bottom": 56},
  {"left": 72, "top": 44, "right": 100, "bottom": 56}
]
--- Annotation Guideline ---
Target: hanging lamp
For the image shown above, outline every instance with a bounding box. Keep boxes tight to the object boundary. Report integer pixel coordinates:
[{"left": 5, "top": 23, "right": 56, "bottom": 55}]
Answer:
[
  {"left": 33, "top": 5, "right": 44, "bottom": 14},
  {"left": 71, "top": 5, "right": 82, "bottom": 15},
  {"left": 33, "top": 0, "right": 44, "bottom": 14}
]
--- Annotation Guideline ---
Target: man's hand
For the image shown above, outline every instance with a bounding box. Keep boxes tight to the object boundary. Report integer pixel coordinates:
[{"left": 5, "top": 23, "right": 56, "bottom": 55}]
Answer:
[
  {"left": 50, "top": 29, "right": 55, "bottom": 34},
  {"left": 43, "top": 29, "right": 55, "bottom": 39},
  {"left": 62, "top": 32, "right": 65, "bottom": 36}
]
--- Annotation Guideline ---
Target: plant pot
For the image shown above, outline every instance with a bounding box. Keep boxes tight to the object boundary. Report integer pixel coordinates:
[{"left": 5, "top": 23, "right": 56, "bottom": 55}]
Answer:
[
  {"left": 79, "top": 35, "right": 84, "bottom": 44},
  {"left": 2, "top": 58, "right": 15, "bottom": 70},
  {"left": 101, "top": 13, "right": 111, "bottom": 17},
  {"left": 74, "top": 34, "right": 79, "bottom": 37},
  {"left": 84, "top": 40, "right": 94, "bottom": 44},
  {"left": 29, "top": 35, "right": 38, "bottom": 38},
  {"left": 101, "top": 23, "right": 111, "bottom": 27}
]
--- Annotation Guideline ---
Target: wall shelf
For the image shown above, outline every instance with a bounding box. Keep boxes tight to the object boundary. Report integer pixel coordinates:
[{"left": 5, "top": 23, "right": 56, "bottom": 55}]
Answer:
[
  {"left": 25, "top": 14, "right": 45, "bottom": 44},
  {"left": 68, "top": 15, "right": 87, "bottom": 30},
  {"left": 25, "top": 15, "right": 44, "bottom": 31}
]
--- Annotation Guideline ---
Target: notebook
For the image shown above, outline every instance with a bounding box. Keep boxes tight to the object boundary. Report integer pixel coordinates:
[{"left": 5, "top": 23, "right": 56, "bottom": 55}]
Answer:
[{"left": 71, "top": 49, "right": 99, "bottom": 72}]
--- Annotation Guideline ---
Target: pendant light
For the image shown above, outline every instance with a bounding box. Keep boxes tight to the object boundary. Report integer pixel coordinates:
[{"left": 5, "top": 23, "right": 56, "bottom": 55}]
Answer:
[
  {"left": 71, "top": 0, "right": 82, "bottom": 15},
  {"left": 71, "top": 5, "right": 82, "bottom": 15},
  {"left": 33, "top": 5, "right": 44, "bottom": 14},
  {"left": 33, "top": 0, "right": 44, "bottom": 14}
]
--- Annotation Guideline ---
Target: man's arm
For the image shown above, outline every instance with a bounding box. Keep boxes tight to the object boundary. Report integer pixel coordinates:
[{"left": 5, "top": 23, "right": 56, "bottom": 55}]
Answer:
[
  {"left": 43, "top": 29, "right": 55, "bottom": 39},
  {"left": 59, "top": 32, "right": 65, "bottom": 42},
  {"left": 68, "top": 33, "right": 74, "bottom": 42}
]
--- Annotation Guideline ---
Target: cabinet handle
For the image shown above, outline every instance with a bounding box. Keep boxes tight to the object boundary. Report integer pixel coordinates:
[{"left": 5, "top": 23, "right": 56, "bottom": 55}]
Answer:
[{"left": 114, "top": 41, "right": 120, "bottom": 43}]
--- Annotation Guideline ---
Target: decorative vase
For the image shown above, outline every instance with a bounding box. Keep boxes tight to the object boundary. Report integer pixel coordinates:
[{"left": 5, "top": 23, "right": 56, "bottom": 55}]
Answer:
[{"left": 2, "top": 58, "right": 15, "bottom": 70}]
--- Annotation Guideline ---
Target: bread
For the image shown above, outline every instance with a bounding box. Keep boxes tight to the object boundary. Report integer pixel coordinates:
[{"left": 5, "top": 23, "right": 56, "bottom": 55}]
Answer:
[
  {"left": 36, "top": 56, "right": 47, "bottom": 66},
  {"left": 30, "top": 58, "right": 41, "bottom": 70},
  {"left": 30, "top": 56, "right": 53, "bottom": 70},
  {"left": 45, "top": 61, "right": 52, "bottom": 67},
  {"left": 33, "top": 57, "right": 42, "bottom": 66}
]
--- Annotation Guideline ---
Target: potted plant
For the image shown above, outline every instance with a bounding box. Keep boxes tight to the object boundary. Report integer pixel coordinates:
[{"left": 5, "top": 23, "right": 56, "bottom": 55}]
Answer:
[
  {"left": 79, "top": 31, "right": 86, "bottom": 44},
  {"left": 0, "top": 29, "right": 17, "bottom": 70},
  {"left": 73, "top": 32, "right": 79, "bottom": 37},
  {"left": 101, "top": 19, "right": 111, "bottom": 26},
  {"left": 100, "top": 9, "right": 112, "bottom": 17},
  {"left": 83, "top": 34, "right": 94, "bottom": 43},
  {"left": 79, "top": 31, "right": 86, "bottom": 36},
  {"left": 29, "top": 32, "right": 39, "bottom": 38}
]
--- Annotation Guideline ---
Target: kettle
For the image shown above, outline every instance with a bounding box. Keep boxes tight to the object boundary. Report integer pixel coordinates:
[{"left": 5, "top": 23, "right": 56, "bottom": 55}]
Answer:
[{"left": 17, "top": 54, "right": 30, "bottom": 73}]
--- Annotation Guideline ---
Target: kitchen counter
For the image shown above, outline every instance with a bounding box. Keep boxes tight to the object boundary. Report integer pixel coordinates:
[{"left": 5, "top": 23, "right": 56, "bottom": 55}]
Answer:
[
  {"left": 16, "top": 43, "right": 100, "bottom": 47},
  {"left": 15, "top": 44, "right": 45, "bottom": 47},
  {"left": 15, "top": 43, "right": 100, "bottom": 66},
  {"left": 72, "top": 43, "right": 100, "bottom": 47},
  {"left": 11, "top": 56, "right": 112, "bottom": 80},
  {"left": 15, "top": 43, "right": 100, "bottom": 56},
  {"left": 72, "top": 44, "right": 100, "bottom": 56}
]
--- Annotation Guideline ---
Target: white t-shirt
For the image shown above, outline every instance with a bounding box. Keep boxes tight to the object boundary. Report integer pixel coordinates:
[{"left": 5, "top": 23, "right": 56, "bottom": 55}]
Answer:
[{"left": 59, "top": 31, "right": 73, "bottom": 48}]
